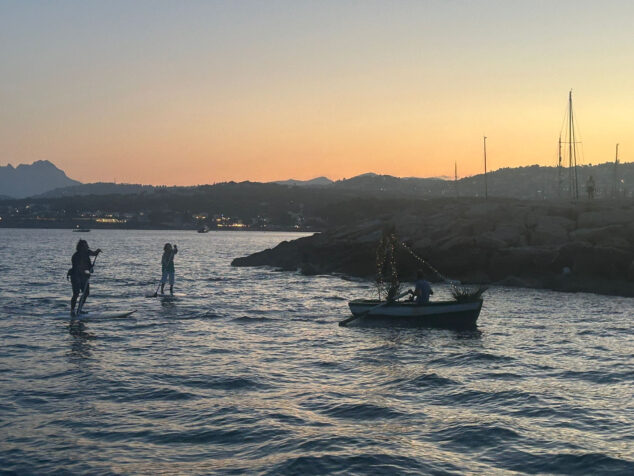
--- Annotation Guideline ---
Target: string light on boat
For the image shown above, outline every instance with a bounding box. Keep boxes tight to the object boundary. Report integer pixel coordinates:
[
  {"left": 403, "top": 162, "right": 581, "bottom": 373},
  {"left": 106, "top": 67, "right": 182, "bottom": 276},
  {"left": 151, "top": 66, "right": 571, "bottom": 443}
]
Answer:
[
  {"left": 375, "top": 230, "right": 401, "bottom": 301},
  {"left": 397, "top": 240, "right": 463, "bottom": 287},
  {"left": 397, "top": 239, "right": 487, "bottom": 299}
]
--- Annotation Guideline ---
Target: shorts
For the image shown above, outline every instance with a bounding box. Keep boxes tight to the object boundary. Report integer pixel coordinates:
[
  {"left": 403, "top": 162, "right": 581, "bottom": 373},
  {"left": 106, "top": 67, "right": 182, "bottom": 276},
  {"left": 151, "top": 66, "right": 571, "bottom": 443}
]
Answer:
[
  {"left": 71, "top": 274, "right": 89, "bottom": 295},
  {"left": 161, "top": 271, "right": 175, "bottom": 285}
]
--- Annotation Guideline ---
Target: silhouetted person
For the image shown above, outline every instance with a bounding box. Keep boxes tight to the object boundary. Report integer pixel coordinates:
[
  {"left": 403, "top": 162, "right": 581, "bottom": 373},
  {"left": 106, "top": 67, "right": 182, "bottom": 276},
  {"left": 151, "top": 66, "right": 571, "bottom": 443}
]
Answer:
[
  {"left": 586, "top": 176, "right": 595, "bottom": 199},
  {"left": 68, "top": 239, "right": 101, "bottom": 315},
  {"left": 160, "top": 243, "right": 178, "bottom": 294},
  {"left": 409, "top": 269, "right": 433, "bottom": 305}
]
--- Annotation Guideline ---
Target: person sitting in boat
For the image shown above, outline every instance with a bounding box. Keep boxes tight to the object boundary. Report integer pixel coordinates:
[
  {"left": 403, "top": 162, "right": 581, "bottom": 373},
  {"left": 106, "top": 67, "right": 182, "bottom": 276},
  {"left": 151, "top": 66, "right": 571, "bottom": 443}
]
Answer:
[
  {"left": 160, "top": 243, "right": 178, "bottom": 295},
  {"left": 67, "top": 239, "right": 101, "bottom": 315},
  {"left": 409, "top": 270, "right": 433, "bottom": 305}
]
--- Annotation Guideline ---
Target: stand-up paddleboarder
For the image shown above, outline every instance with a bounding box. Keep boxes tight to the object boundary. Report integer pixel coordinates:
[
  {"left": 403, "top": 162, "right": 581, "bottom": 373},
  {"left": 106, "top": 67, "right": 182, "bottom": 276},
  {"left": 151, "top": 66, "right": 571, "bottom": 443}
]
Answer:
[
  {"left": 160, "top": 243, "right": 178, "bottom": 295},
  {"left": 67, "top": 239, "right": 101, "bottom": 316}
]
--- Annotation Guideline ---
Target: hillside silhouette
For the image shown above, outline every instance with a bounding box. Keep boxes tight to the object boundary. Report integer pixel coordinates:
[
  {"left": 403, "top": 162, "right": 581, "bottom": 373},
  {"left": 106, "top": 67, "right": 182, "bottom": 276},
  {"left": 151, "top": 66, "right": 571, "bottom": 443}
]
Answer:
[
  {"left": 0, "top": 160, "right": 80, "bottom": 198},
  {"left": 31, "top": 161, "right": 633, "bottom": 201}
]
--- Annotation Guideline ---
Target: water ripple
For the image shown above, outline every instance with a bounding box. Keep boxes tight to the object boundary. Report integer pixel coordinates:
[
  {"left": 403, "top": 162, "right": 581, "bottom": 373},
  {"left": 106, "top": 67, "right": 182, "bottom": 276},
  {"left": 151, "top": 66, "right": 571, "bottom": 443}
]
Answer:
[{"left": 0, "top": 229, "right": 632, "bottom": 474}]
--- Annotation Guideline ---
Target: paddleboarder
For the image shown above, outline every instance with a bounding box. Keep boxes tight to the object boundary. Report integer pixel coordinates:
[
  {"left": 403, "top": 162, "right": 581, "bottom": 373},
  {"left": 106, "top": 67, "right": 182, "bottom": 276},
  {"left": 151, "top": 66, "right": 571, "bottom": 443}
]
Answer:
[
  {"left": 67, "top": 239, "right": 101, "bottom": 315},
  {"left": 160, "top": 243, "right": 178, "bottom": 295}
]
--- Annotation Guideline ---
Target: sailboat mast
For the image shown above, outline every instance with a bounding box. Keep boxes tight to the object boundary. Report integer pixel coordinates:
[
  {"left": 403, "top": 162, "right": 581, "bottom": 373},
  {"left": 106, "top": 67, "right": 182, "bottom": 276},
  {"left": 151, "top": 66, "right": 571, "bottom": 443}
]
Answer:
[
  {"left": 558, "top": 136, "right": 562, "bottom": 198},
  {"left": 614, "top": 143, "right": 619, "bottom": 198},
  {"left": 568, "top": 90, "right": 579, "bottom": 200},
  {"left": 483, "top": 136, "right": 488, "bottom": 200}
]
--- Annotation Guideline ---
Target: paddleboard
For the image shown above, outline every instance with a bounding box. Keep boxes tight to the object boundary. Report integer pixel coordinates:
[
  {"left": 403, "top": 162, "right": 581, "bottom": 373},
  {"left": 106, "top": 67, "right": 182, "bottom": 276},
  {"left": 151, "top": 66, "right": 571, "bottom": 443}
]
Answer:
[
  {"left": 72, "top": 310, "right": 136, "bottom": 319},
  {"left": 145, "top": 292, "right": 186, "bottom": 299}
]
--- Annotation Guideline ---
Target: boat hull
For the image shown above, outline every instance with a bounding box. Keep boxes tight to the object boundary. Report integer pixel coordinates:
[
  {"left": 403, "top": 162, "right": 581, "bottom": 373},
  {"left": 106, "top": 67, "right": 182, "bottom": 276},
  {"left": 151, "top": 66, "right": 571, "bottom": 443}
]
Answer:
[{"left": 348, "top": 299, "right": 482, "bottom": 328}]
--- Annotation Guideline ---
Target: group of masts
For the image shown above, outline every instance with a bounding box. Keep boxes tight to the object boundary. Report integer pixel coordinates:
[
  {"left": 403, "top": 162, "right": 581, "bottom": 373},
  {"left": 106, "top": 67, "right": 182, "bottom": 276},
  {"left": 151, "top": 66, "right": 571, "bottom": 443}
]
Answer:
[
  {"left": 557, "top": 90, "right": 622, "bottom": 200},
  {"left": 453, "top": 90, "right": 621, "bottom": 200},
  {"left": 558, "top": 90, "right": 580, "bottom": 199}
]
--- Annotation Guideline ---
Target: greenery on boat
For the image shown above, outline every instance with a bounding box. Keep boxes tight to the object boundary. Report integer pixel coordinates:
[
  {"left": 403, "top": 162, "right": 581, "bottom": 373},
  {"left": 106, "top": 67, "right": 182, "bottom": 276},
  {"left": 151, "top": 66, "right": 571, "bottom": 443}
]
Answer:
[
  {"left": 450, "top": 285, "right": 488, "bottom": 302},
  {"left": 375, "top": 227, "right": 401, "bottom": 301}
]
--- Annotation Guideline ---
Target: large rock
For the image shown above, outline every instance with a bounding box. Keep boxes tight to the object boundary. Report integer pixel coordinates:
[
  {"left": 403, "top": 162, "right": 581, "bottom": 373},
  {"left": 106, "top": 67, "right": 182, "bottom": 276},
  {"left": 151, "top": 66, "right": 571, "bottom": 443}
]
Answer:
[
  {"left": 570, "top": 225, "right": 629, "bottom": 248},
  {"left": 232, "top": 198, "right": 634, "bottom": 297},
  {"left": 474, "top": 235, "right": 507, "bottom": 251},
  {"left": 436, "top": 235, "right": 475, "bottom": 252},
  {"left": 485, "top": 222, "right": 527, "bottom": 247},
  {"left": 488, "top": 247, "right": 558, "bottom": 280},
  {"left": 570, "top": 246, "right": 633, "bottom": 279},
  {"left": 577, "top": 209, "right": 634, "bottom": 228},
  {"left": 536, "top": 215, "right": 576, "bottom": 231},
  {"left": 530, "top": 223, "right": 569, "bottom": 246}
]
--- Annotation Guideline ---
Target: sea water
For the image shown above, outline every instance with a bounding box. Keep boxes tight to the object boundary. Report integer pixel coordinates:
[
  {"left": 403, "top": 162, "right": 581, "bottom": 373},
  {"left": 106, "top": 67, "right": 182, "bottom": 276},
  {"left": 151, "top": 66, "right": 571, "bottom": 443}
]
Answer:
[{"left": 0, "top": 229, "right": 632, "bottom": 474}]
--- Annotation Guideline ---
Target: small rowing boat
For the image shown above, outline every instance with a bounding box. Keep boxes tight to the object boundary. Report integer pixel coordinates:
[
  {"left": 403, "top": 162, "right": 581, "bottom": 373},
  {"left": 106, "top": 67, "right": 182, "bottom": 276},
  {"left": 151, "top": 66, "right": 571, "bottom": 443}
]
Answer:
[{"left": 347, "top": 298, "right": 483, "bottom": 328}]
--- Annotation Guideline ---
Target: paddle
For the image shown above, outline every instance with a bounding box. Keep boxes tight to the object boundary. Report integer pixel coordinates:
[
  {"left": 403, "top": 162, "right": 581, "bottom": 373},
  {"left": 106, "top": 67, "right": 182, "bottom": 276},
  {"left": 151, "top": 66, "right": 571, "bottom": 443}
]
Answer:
[
  {"left": 149, "top": 282, "right": 161, "bottom": 298},
  {"left": 76, "top": 254, "right": 99, "bottom": 316},
  {"left": 339, "top": 290, "right": 410, "bottom": 327}
]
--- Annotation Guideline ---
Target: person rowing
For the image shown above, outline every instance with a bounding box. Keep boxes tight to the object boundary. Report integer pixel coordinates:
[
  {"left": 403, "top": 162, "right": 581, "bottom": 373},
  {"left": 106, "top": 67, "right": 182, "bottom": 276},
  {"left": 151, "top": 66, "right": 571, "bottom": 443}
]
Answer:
[
  {"left": 409, "top": 269, "right": 433, "bottom": 305},
  {"left": 67, "top": 239, "right": 101, "bottom": 316}
]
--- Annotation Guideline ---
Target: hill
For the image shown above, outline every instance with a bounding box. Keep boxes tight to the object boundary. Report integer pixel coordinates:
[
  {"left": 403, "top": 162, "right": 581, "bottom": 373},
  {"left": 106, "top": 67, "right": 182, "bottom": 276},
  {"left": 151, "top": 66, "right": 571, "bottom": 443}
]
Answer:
[
  {"left": 273, "top": 177, "right": 333, "bottom": 187},
  {"left": 22, "top": 161, "right": 634, "bottom": 201},
  {"left": 38, "top": 182, "right": 155, "bottom": 198},
  {"left": 0, "top": 160, "right": 80, "bottom": 198}
]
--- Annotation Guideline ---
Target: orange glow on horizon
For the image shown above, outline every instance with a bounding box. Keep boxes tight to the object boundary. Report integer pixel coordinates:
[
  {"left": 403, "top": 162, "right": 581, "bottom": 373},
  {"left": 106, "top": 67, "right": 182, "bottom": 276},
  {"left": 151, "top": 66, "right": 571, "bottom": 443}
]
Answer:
[
  {"left": 3, "top": 2, "right": 634, "bottom": 185},
  {"left": 4, "top": 87, "right": 634, "bottom": 186}
]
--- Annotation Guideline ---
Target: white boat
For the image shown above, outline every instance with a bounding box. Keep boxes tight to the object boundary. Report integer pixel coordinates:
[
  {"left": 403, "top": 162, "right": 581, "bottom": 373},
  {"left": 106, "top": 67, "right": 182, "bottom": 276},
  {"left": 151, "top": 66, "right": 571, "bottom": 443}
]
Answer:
[{"left": 347, "top": 298, "right": 482, "bottom": 328}]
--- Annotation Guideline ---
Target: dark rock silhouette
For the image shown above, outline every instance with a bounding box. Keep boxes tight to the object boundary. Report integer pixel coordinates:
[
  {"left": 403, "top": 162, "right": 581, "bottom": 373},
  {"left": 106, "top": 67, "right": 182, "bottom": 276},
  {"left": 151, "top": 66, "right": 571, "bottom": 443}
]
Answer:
[{"left": 232, "top": 198, "right": 634, "bottom": 297}]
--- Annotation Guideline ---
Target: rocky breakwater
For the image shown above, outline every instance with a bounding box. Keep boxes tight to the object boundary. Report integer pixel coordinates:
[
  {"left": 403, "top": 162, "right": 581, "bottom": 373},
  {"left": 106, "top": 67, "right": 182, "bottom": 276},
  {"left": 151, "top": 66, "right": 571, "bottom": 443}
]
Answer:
[{"left": 232, "top": 198, "right": 634, "bottom": 297}]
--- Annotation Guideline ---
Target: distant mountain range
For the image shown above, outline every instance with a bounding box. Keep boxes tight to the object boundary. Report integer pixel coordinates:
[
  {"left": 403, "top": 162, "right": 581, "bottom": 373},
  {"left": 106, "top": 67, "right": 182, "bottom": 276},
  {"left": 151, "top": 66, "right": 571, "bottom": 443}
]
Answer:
[
  {"left": 2, "top": 159, "right": 633, "bottom": 201},
  {"left": 3, "top": 160, "right": 634, "bottom": 232},
  {"left": 0, "top": 160, "right": 80, "bottom": 198}
]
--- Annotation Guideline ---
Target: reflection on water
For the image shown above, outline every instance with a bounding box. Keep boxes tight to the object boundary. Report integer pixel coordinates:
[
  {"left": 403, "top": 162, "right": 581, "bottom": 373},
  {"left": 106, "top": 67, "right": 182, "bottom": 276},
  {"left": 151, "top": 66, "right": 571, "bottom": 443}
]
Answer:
[
  {"left": 0, "top": 229, "right": 632, "bottom": 474},
  {"left": 67, "top": 321, "right": 94, "bottom": 359}
]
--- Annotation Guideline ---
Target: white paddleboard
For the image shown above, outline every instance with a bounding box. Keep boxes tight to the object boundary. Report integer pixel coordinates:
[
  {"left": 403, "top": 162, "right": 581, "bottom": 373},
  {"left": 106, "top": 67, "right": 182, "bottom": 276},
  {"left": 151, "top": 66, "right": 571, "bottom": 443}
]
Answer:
[
  {"left": 145, "top": 293, "right": 185, "bottom": 299},
  {"left": 73, "top": 310, "right": 136, "bottom": 319}
]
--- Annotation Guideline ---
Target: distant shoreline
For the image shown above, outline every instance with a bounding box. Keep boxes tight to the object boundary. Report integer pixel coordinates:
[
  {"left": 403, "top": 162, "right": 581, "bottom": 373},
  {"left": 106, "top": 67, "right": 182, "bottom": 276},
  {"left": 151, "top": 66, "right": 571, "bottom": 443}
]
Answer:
[{"left": 0, "top": 225, "right": 316, "bottom": 233}]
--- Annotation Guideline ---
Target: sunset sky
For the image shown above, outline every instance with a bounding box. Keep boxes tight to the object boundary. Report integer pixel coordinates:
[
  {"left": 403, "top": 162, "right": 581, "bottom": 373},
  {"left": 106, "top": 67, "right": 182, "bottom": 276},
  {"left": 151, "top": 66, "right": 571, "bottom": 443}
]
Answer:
[{"left": 2, "top": 0, "right": 634, "bottom": 185}]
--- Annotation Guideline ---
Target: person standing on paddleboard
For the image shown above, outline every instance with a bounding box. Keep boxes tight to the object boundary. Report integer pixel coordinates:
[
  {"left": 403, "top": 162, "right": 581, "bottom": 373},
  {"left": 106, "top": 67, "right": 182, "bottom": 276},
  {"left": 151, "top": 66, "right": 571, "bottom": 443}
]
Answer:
[
  {"left": 67, "top": 239, "right": 101, "bottom": 315},
  {"left": 160, "top": 243, "right": 178, "bottom": 295}
]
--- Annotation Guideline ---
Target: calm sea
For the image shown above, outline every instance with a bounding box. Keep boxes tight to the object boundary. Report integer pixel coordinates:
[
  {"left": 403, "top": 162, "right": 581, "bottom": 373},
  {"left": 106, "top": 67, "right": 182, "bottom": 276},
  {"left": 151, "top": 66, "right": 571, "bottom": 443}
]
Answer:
[{"left": 0, "top": 229, "right": 632, "bottom": 475}]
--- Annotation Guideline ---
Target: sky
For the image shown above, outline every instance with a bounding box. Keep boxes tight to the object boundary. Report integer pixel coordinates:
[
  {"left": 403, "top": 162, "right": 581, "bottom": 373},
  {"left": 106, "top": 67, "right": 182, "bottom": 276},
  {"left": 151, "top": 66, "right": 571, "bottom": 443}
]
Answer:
[{"left": 2, "top": 0, "right": 634, "bottom": 185}]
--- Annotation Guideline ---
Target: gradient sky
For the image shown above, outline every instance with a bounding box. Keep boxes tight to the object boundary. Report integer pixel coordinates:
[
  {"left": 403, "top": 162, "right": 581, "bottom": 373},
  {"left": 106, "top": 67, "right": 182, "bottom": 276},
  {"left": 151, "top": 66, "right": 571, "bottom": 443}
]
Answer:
[{"left": 2, "top": 0, "right": 634, "bottom": 185}]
